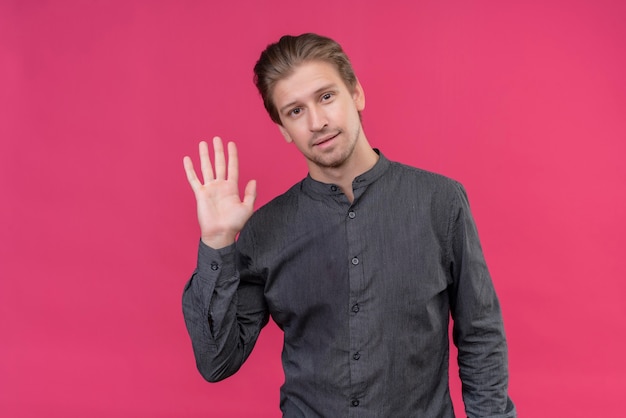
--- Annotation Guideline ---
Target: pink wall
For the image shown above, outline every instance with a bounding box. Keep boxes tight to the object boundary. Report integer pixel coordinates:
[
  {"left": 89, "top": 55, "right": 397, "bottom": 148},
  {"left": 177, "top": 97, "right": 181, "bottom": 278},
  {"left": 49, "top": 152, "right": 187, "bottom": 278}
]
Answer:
[{"left": 1, "top": 1, "right": 625, "bottom": 416}]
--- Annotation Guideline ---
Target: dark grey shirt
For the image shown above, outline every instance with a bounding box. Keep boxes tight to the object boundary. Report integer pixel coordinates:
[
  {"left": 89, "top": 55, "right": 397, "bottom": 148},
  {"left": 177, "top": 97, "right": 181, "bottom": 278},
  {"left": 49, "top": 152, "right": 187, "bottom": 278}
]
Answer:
[{"left": 183, "top": 152, "right": 516, "bottom": 418}]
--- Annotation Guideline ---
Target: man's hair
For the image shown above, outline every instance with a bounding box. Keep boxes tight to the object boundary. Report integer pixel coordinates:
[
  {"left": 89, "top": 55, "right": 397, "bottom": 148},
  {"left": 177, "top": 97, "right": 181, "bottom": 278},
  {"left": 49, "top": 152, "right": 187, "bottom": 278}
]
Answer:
[{"left": 253, "top": 33, "right": 358, "bottom": 125}]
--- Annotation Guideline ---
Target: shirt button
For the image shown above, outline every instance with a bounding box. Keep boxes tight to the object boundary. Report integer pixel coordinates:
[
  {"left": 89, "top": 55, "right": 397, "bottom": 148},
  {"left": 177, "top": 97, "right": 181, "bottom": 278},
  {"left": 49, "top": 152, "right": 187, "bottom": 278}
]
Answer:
[
  {"left": 351, "top": 399, "right": 360, "bottom": 407},
  {"left": 348, "top": 211, "right": 356, "bottom": 219},
  {"left": 353, "top": 352, "right": 361, "bottom": 360},
  {"left": 351, "top": 257, "right": 359, "bottom": 265},
  {"left": 210, "top": 262, "right": 219, "bottom": 271},
  {"left": 330, "top": 185, "right": 338, "bottom": 192},
  {"left": 351, "top": 304, "right": 360, "bottom": 313}
]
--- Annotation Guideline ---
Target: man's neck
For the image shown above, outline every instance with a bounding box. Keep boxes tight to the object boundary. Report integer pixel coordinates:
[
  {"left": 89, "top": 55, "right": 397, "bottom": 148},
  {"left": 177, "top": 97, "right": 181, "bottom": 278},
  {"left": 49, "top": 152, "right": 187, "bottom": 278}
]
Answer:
[{"left": 310, "top": 145, "right": 379, "bottom": 203}]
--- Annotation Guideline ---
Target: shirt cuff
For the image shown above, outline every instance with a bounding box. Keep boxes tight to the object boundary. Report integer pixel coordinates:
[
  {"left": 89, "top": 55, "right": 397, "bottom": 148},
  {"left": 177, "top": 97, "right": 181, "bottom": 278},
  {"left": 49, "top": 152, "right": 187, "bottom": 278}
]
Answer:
[{"left": 196, "top": 239, "right": 237, "bottom": 278}]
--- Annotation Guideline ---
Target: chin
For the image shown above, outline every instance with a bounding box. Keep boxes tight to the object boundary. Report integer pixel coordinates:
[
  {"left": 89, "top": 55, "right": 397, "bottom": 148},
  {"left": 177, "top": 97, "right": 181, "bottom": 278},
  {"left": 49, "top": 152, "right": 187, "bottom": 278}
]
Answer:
[{"left": 314, "top": 152, "right": 350, "bottom": 169}]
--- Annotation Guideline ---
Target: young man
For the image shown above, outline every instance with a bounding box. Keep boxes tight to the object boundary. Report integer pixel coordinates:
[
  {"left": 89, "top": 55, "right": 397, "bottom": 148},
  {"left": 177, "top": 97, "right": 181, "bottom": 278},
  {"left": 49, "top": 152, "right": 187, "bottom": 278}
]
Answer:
[{"left": 182, "top": 33, "right": 516, "bottom": 417}]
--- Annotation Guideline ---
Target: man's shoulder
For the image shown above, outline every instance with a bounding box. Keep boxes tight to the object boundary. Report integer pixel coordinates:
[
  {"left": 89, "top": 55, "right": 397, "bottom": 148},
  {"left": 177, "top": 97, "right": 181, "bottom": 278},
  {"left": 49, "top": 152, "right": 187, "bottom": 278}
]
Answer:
[
  {"left": 386, "top": 159, "right": 463, "bottom": 193},
  {"left": 248, "top": 180, "right": 303, "bottom": 223},
  {"left": 237, "top": 180, "right": 306, "bottom": 253}
]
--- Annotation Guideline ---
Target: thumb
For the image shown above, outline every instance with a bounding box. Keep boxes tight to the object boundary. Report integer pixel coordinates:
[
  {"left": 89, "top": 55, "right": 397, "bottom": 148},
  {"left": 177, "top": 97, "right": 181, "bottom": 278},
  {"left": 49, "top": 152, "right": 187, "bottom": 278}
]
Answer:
[{"left": 243, "top": 179, "right": 257, "bottom": 209}]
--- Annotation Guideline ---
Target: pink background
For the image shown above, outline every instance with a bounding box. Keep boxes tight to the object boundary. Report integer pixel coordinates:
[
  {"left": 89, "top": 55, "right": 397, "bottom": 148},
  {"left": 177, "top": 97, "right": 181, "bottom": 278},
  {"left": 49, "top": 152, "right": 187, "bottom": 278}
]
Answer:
[{"left": 1, "top": 1, "right": 625, "bottom": 417}]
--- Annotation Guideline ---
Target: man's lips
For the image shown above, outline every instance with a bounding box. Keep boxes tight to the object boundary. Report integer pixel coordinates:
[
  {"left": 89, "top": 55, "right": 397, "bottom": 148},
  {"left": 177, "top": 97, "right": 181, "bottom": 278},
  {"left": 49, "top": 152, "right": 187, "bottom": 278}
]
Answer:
[{"left": 312, "top": 132, "right": 340, "bottom": 147}]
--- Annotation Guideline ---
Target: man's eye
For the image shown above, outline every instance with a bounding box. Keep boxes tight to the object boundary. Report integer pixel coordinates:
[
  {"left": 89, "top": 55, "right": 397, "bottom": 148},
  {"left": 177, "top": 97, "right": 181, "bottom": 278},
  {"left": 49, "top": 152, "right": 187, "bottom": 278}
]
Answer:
[
  {"left": 290, "top": 108, "right": 301, "bottom": 116},
  {"left": 322, "top": 93, "right": 333, "bottom": 101}
]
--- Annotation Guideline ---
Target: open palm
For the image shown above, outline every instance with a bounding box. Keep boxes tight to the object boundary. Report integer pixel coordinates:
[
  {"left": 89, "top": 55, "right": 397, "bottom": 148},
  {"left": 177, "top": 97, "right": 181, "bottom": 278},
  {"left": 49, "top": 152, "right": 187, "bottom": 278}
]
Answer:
[{"left": 183, "top": 137, "right": 256, "bottom": 249}]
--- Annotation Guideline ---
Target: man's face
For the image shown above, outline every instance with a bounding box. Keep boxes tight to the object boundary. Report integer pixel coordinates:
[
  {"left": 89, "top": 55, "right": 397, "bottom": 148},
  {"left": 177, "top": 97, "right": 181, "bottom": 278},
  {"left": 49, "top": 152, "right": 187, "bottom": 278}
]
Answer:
[{"left": 272, "top": 61, "right": 366, "bottom": 175}]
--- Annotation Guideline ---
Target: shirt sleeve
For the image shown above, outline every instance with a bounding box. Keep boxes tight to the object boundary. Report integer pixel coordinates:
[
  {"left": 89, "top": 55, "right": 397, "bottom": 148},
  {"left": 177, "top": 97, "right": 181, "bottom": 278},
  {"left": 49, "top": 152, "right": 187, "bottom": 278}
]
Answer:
[
  {"left": 447, "top": 183, "right": 517, "bottom": 418},
  {"left": 182, "top": 237, "right": 269, "bottom": 382}
]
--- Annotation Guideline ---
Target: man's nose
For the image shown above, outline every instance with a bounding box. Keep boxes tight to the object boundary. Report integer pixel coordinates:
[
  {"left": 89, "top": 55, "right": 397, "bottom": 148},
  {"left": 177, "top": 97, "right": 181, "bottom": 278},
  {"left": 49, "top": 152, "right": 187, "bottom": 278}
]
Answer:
[{"left": 308, "top": 106, "right": 328, "bottom": 131}]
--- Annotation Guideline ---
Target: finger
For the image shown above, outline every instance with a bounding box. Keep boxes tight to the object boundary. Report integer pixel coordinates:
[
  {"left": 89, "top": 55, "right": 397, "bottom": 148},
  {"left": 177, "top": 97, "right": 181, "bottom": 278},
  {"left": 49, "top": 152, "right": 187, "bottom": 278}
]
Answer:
[
  {"left": 183, "top": 156, "right": 201, "bottom": 190},
  {"left": 227, "top": 141, "right": 239, "bottom": 184},
  {"left": 199, "top": 140, "right": 213, "bottom": 184},
  {"left": 243, "top": 179, "right": 257, "bottom": 209},
  {"left": 213, "top": 136, "right": 226, "bottom": 180}
]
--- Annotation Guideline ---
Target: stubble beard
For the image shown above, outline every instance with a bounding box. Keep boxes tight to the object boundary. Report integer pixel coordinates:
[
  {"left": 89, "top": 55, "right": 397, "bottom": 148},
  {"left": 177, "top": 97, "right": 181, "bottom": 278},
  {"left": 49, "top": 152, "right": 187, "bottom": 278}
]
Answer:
[{"left": 308, "top": 124, "right": 361, "bottom": 169}]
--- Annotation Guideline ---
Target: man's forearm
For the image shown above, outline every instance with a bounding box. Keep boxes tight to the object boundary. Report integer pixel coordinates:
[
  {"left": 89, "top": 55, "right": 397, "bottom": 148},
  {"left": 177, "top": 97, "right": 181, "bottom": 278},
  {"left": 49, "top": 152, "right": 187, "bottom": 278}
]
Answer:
[{"left": 182, "top": 240, "right": 268, "bottom": 382}]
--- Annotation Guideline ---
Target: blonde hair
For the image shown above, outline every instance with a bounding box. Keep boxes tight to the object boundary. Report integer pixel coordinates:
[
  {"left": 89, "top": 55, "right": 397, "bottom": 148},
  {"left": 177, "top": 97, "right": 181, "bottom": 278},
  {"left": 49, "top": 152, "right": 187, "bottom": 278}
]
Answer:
[{"left": 253, "top": 33, "right": 358, "bottom": 125}]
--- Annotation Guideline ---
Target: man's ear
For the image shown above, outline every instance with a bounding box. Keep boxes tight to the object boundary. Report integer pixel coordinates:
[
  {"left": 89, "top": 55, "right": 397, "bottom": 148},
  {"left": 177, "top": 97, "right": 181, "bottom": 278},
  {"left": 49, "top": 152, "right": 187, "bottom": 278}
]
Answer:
[
  {"left": 352, "top": 79, "right": 365, "bottom": 111},
  {"left": 278, "top": 124, "right": 293, "bottom": 143}
]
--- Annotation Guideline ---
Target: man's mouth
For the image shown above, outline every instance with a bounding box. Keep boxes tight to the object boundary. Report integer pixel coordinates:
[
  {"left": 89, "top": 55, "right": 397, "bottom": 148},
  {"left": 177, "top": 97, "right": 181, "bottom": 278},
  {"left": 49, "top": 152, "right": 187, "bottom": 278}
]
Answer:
[{"left": 313, "top": 132, "right": 340, "bottom": 147}]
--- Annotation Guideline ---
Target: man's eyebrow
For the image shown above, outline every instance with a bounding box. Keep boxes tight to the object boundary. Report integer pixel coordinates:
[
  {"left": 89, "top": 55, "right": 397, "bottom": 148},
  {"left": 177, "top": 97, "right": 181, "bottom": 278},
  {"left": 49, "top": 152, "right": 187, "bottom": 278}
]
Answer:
[{"left": 278, "top": 83, "right": 338, "bottom": 114}]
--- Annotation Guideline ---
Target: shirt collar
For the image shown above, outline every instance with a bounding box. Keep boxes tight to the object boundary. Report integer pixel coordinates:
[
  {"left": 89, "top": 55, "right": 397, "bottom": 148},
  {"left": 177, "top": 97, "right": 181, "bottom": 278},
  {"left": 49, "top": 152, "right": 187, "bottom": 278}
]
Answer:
[{"left": 301, "top": 149, "right": 391, "bottom": 196}]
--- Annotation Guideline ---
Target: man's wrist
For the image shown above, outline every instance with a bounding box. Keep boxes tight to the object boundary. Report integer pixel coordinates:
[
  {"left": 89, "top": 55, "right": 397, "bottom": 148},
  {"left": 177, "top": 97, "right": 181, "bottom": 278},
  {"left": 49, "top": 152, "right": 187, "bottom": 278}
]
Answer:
[{"left": 201, "top": 233, "right": 236, "bottom": 249}]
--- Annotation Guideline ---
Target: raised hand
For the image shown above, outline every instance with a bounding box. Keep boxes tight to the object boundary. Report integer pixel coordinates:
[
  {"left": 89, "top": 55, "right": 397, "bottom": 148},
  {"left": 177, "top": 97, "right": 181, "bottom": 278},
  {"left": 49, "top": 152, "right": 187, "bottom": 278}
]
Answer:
[{"left": 183, "top": 137, "right": 257, "bottom": 249}]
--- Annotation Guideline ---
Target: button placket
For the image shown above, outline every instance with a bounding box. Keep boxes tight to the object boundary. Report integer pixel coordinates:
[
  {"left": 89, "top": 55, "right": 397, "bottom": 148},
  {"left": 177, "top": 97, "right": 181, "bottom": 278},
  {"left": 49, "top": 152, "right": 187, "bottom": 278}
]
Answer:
[{"left": 346, "top": 200, "right": 367, "bottom": 406}]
